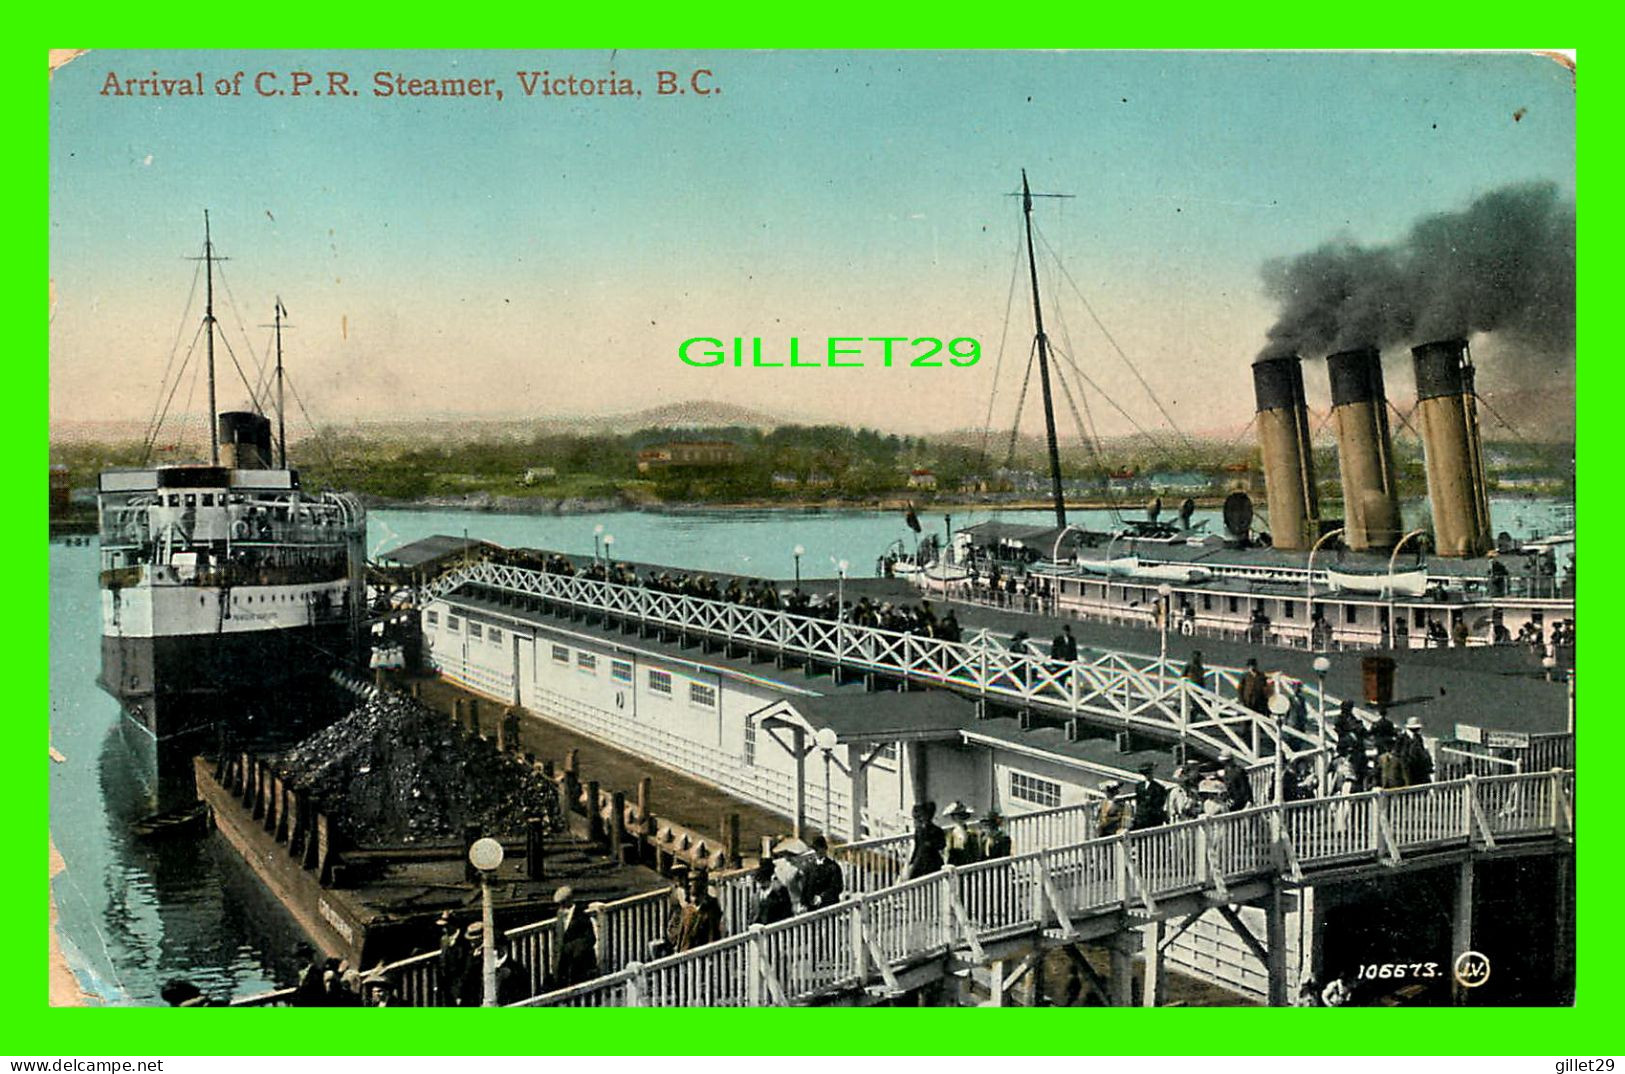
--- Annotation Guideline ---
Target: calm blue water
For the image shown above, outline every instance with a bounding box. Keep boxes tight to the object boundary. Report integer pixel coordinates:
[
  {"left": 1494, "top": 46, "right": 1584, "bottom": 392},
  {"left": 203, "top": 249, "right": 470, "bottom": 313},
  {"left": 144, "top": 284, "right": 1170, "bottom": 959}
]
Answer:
[{"left": 48, "top": 495, "right": 1572, "bottom": 1004}]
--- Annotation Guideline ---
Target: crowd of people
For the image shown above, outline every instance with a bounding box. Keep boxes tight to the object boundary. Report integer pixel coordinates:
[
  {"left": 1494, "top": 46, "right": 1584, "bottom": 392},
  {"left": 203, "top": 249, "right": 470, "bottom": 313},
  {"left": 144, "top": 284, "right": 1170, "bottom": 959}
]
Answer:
[{"left": 903, "top": 801, "right": 1013, "bottom": 878}]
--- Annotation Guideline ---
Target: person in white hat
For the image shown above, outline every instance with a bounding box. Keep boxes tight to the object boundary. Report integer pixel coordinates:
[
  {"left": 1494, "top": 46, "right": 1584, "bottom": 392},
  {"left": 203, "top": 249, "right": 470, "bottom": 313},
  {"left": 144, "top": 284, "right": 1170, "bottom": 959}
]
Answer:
[
  {"left": 1096, "top": 782, "right": 1133, "bottom": 837},
  {"left": 1397, "top": 715, "right": 1434, "bottom": 785},
  {"left": 942, "top": 801, "right": 981, "bottom": 866}
]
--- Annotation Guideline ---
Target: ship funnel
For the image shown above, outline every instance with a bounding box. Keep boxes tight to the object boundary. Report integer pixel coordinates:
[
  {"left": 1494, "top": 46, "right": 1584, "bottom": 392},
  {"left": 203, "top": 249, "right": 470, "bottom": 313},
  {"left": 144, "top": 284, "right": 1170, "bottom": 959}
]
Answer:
[
  {"left": 1252, "top": 355, "right": 1319, "bottom": 551},
  {"left": 218, "top": 411, "right": 273, "bottom": 470},
  {"left": 1327, "top": 346, "right": 1401, "bottom": 552},
  {"left": 1411, "top": 338, "right": 1492, "bottom": 557}
]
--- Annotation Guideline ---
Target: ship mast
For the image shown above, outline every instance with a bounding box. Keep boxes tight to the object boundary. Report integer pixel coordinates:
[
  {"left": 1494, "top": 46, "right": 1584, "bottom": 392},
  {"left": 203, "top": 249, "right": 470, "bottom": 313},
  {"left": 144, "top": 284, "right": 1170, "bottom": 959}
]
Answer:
[
  {"left": 187, "top": 211, "right": 229, "bottom": 466},
  {"left": 1020, "top": 169, "right": 1070, "bottom": 527},
  {"left": 203, "top": 212, "right": 219, "bottom": 465},
  {"left": 274, "top": 298, "right": 287, "bottom": 468}
]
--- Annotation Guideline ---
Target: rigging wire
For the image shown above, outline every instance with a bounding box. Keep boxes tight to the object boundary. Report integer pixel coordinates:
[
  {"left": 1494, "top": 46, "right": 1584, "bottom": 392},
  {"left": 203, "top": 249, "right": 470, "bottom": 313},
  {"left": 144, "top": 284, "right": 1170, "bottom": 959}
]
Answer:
[
  {"left": 213, "top": 259, "right": 271, "bottom": 406},
  {"left": 1473, "top": 390, "right": 1531, "bottom": 444},
  {"left": 1048, "top": 338, "right": 1177, "bottom": 458},
  {"left": 977, "top": 220, "right": 1029, "bottom": 477},
  {"left": 141, "top": 321, "right": 205, "bottom": 465},
  {"left": 178, "top": 333, "right": 207, "bottom": 458},
  {"left": 1049, "top": 357, "right": 1124, "bottom": 525},
  {"left": 215, "top": 331, "right": 266, "bottom": 414},
  {"left": 282, "top": 370, "right": 339, "bottom": 471},
  {"left": 1036, "top": 224, "right": 1196, "bottom": 454},
  {"left": 1003, "top": 341, "right": 1039, "bottom": 470},
  {"left": 141, "top": 258, "right": 205, "bottom": 456}
]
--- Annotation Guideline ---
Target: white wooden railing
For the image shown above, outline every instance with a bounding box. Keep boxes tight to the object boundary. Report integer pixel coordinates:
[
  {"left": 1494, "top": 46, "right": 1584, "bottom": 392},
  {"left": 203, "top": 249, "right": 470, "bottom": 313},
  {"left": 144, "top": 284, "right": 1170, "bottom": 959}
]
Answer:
[
  {"left": 509, "top": 768, "right": 1572, "bottom": 1007},
  {"left": 429, "top": 562, "right": 1349, "bottom": 766},
  {"left": 346, "top": 770, "right": 1569, "bottom": 1008}
]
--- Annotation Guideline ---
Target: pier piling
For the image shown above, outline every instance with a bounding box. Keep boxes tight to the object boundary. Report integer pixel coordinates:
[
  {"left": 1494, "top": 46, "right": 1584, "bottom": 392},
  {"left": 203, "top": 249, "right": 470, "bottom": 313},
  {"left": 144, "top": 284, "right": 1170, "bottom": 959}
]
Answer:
[
  {"left": 587, "top": 780, "right": 605, "bottom": 844},
  {"left": 610, "top": 791, "right": 627, "bottom": 862},
  {"left": 722, "top": 813, "right": 740, "bottom": 867},
  {"left": 525, "top": 817, "right": 546, "bottom": 881}
]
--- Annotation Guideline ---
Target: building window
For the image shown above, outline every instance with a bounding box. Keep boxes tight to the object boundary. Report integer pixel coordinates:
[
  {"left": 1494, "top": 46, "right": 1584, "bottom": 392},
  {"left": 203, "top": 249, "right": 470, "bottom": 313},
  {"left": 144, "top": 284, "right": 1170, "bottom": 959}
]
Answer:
[
  {"left": 743, "top": 717, "right": 756, "bottom": 766},
  {"left": 469, "top": 622, "right": 483, "bottom": 640},
  {"left": 1010, "top": 770, "right": 1062, "bottom": 808},
  {"left": 1345, "top": 604, "right": 1359, "bottom": 625},
  {"left": 689, "top": 682, "right": 717, "bottom": 708},
  {"left": 552, "top": 644, "right": 570, "bottom": 664},
  {"left": 1227, "top": 596, "right": 1239, "bottom": 614},
  {"left": 489, "top": 626, "right": 503, "bottom": 644},
  {"left": 1201, "top": 594, "right": 1212, "bottom": 611},
  {"left": 649, "top": 670, "right": 672, "bottom": 696},
  {"left": 611, "top": 660, "right": 633, "bottom": 684},
  {"left": 578, "top": 652, "right": 597, "bottom": 673},
  {"left": 1282, "top": 600, "right": 1294, "bottom": 620},
  {"left": 426, "top": 611, "right": 438, "bottom": 626},
  {"left": 446, "top": 616, "right": 461, "bottom": 632}
]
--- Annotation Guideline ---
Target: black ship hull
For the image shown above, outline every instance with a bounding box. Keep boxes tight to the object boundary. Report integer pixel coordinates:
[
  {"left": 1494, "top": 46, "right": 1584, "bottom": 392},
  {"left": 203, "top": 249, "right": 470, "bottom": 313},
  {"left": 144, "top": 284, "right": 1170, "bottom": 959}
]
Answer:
[{"left": 98, "top": 624, "right": 358, "bottom": 813}]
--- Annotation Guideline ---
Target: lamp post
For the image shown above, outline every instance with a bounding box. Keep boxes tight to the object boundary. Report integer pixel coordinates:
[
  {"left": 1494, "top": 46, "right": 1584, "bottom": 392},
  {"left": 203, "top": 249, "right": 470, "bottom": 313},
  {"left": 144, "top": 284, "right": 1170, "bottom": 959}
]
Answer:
[
  {"left": 603, "top": 533, "right": 615, "bottom": 569},
  {"left": 1157, "top": 582, "right": 1173, "bottom": 693},
  {"left": 468, "top": 836, "right": 505, "bottom": 1007},
  {"left": 943, "top": 515, "right": 953, "bottom": 604},
  {"left": 593, "top": 523, "right": 604, "bottom": 570},
  {"left": 814, "top": 726, "right": 839, "bottom": 836},
  {"left": 1305, "top": 527, "right": 1345, "bottom": 648},
  {"left": 1387, "top": 529, "right": 1427, "bottom": 649},
  {"left": 1268, "top": 692, "right": 1291, "bottom": 805},
  {"left": 1312, "top": 654, "right": 1332, "bottom": 792},
  {"left": 793, "top": 544, "right": 805, "bottom": 592}
]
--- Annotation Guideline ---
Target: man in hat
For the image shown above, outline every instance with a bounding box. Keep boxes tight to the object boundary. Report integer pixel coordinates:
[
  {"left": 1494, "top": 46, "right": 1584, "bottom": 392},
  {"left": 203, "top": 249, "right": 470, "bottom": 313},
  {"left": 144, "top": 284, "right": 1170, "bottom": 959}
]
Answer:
[
  {"left": 548, "top": 885, "right": 600, "bottom": 991},
  {"left": 674, "top": 870, "right": 724, "bottom": 951},
  {"left": 1237, "top": 657, "right": 1272, "bottom": 716},
  {"left": 980, "top": 810, "right": 1012, "bottom": 859},
  {"left": 1134, "top": 762, "right": 1169, "bottom": 828},
  {"left": 942, "top": 801, "right": 981, "bottom": 866},
  {"left": 905, "top": 801, "right": 946, "bottom": 879},
  {"left": 1368, "top": 705, "right": 1397, "bottom": 756},
  {"left": 800, "top": 834, "right": 844, "bottom": 911},
  {"left": 748, "top": 860, "right": 794, "bottom": 926},
  {"left": 436, "top": 912, "right": 472, "bottom": 1007},
  {"left": 1096, "top": 782, "right": 1133, "bottom": 836},
  {"left": 1397, "top": 716, "right": 1433, "bottom": 785}
]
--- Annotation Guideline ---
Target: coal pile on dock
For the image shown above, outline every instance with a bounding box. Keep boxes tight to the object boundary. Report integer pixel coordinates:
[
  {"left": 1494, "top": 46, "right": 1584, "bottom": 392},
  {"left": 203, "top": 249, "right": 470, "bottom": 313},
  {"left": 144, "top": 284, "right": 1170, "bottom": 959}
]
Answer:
[{"left": 276, "top": 692, "right": 562, "bottom": 845}]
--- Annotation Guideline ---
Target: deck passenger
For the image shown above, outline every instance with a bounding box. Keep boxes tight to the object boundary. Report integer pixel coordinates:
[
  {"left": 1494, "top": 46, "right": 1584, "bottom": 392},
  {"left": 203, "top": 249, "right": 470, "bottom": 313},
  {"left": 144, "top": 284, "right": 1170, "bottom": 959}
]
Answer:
[
  {"left": 1096, "top": 782, "right": 1133, "bottom": 836},
  {"left": 748, "top": 861, "right": 794, "bottom": 926},
  {"left": 1133, "top": 762, "right": 1168, "bottom": 828},
  {"left": 905, "top": 801, "right": 946, "bottom": 879},
  {"left": 1237, "top": 658, "right": 1272, "bottom": 715},
  {"left": 942, "top": 801, "right": 981, "bottom": 865},
  {"left": 1397, "top": 716, "right": 1433, "bottom": 785},
  {"left": 672, "top": 870, "right": 724, "bottom": 951},
  {"left": 547, "top": 885, "right": 600, "bottom": 991},
  {"left": 980, "top": 811, "right": 1012, "bottom": 859},
  {"left": 436, "top": 913, "right": 472, "bottom": 1007},
  {"left": 801, "top": 834, "right": 845, "bottom": 910},
  {"left": 1166, "top": 766, "right": 1201, "bottom": 821}
]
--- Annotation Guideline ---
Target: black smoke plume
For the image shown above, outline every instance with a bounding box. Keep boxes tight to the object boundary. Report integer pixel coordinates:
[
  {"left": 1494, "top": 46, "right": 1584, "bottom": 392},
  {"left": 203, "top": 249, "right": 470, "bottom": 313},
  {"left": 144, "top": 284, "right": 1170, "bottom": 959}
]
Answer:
[{"left": 1258, "top": 182, "right": 1575, "bottom": 363}]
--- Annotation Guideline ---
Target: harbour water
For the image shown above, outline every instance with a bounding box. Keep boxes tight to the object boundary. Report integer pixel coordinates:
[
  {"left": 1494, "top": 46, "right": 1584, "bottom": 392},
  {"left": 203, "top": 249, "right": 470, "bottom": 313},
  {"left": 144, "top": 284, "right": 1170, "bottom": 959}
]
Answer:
[{"left": 48, "top": 496, "right": 1572, "bottom": 1004}]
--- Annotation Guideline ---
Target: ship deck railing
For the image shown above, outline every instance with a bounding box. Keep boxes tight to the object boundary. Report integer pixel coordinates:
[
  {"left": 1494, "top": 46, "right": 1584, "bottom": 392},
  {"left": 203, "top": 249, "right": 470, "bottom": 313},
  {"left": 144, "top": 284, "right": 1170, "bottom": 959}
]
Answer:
[{"left": 332, "top": 768, "right": 1570, "bottom": 1008}]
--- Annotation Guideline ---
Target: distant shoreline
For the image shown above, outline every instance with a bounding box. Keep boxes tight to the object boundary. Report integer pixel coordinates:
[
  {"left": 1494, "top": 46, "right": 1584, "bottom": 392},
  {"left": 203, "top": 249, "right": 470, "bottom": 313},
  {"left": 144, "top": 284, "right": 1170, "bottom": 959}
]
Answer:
[{"left": 362, "top": 494, "right": 1240, "bottom": 517}]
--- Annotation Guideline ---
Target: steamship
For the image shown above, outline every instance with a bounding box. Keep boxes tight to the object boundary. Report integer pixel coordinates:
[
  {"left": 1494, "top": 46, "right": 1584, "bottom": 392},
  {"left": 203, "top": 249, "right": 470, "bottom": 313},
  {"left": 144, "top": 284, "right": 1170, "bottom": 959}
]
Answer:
[
  {"left": 911, "top": 176, "right": 1574, "bottom": 656},
  {"left": 96, "top": 218, "right": 367, "bottom": 811}
]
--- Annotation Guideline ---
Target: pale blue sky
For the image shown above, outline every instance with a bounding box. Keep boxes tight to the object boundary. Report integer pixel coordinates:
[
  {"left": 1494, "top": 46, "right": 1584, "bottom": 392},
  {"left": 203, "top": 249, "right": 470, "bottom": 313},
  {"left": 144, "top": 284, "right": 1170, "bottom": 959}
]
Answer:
[{"left": 49, "top": 50, "right": 1575, "bottom": 435}]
